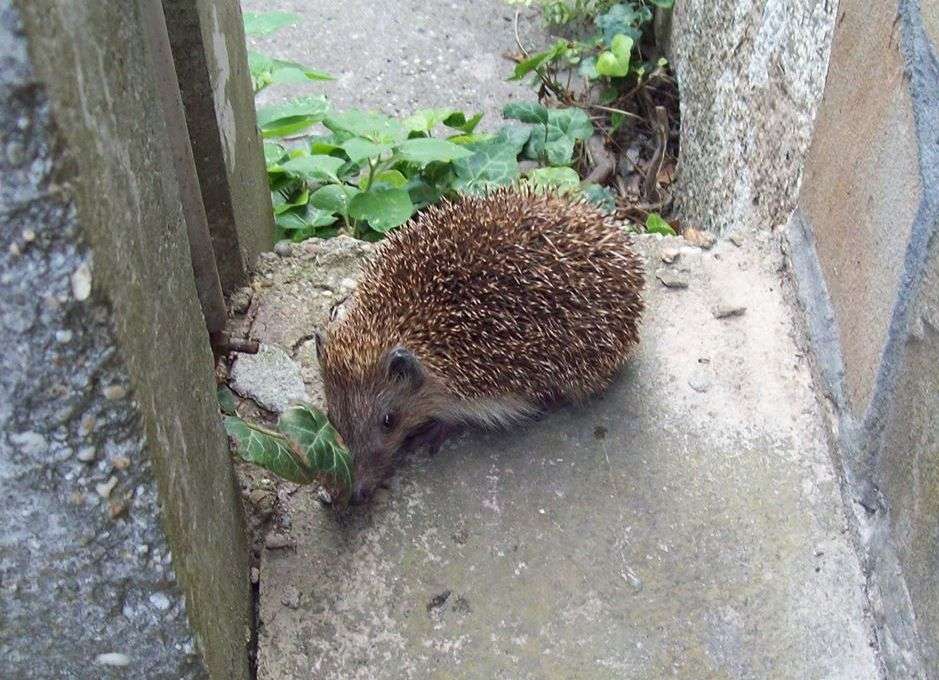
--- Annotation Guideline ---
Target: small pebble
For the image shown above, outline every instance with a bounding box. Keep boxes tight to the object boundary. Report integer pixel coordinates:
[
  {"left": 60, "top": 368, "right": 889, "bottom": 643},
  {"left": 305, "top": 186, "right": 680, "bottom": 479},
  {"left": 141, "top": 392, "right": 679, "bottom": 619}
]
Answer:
[
  {"left": 265, "top": 532, "right": 293, "bottom": 550},
  {"left": 712, "top": 302, "right": 747, "bottom": 319},
  {"left": 250, "top": 567, "right": 260, "bottom": 584},
  {"left": 71, "top": 263, "right": 92, "bottom": 301},
  {"left": 274, "top": 241, "right": 292, "bottom": 257},
  {"left": 79, "top": 414, "right": 96, "bottom": 436},
  {"left": 76, "top": 446, "right": 97, "bottom": 463},
  {"left": 682, "top": 227, "right": 716, "bottom": 249},
  {"left": 660, "top": 247, "right": 679, "bottom": 264},
  {"left": 96, "top": 476, "right": 118, "bottom": 498},
  {"left": 281, "top": 585, "right": 301, "bottom": 609},
  {"left": 111, "top": 455, "right": 131, "bottom": 471},
  {"left": 339, "top": 277, "right": 358, "bottom": 290},
  {"left": 688, "top": 371, "right": 713, "bottom": 393},
  {"left": 95, "top": 653, "right": 131, "bottom": 667},
  {"left": 103, "top": 385, "right": 127, "bottom": 400},
  {"left": 149, "top": 592, "right": 171, "bottom": 610},
  {"left": 728, "top": 232, "right": 744, "bottom": 247},
  {"left": 655, "top": 269, "right": 689, "bottom": 289},
  {"left": 22, "top": 228, "right": 36, "bottom": 242}
]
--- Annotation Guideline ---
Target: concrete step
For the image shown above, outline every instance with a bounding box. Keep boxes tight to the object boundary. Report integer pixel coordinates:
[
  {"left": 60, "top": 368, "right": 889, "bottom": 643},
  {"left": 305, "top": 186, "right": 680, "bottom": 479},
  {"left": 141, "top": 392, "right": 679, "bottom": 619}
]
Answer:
[{"left": 243, "top": 235, "right": 880, "bottom": 679}]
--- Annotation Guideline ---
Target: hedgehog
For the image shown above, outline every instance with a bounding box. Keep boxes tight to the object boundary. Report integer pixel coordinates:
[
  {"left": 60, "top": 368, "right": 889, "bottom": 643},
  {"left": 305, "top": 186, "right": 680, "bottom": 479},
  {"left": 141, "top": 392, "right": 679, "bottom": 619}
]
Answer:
[{"left": 315, "top": 186, "right": 644, "bottom": 504}]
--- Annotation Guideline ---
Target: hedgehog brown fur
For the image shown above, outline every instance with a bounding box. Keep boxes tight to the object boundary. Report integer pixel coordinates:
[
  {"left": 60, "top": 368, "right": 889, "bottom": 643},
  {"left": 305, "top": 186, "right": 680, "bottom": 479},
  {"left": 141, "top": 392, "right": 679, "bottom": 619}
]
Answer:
[{"left": 317, "top": 186, "right": 644, "bottom": 502}]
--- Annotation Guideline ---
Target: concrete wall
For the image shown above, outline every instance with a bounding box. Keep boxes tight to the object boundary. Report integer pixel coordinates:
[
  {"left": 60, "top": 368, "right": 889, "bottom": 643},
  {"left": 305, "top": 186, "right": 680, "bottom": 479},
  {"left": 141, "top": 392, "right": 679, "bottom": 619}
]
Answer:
[
  {"left": 670, "top": 0, "right": 837, "bottom": 234},
  {"left": 1, "top": 1, "right": 251, "bottom": 677},
  {"left": 164, "top": 0, "right": 273, "bottom": 293},
  {"left": 788, "top": 0, "right": 939, "bottom": 674}
]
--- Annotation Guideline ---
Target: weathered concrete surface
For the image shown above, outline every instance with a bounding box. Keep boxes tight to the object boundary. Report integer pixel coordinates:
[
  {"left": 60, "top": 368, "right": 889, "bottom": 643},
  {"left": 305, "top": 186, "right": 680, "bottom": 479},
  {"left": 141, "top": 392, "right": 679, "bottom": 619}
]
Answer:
[
  {"left": 2, "top": 1, "right": 251, "bottom": 677},
  {"left": 247, "top": 235, "right": 880, "bottom": 678},
  {"left": 670, "top": 0, "right": 836, "bottom": 235},
  {"left": 164, "top": 0, "right": 273, "bottom": 292},
  {"left": 788, "top": 0, "right": 939, "bottom": 674},
  {"left": 242, "top": 0, "right": 542, "bottom": 128},
  {"left": 797, "top": 0, "right": 919, "bottom": 418}
]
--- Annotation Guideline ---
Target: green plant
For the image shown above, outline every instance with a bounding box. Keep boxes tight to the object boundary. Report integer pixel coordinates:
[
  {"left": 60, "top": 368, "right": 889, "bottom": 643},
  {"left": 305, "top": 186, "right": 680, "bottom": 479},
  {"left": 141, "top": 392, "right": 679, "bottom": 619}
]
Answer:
[
  {"left": 508, "top": 1, "right": 673, "bottom": 131},
  {"left": 245, "top": 11, "right": 615, "bottom": 243},
  {"left": 224, "top": 402, "right": 353, "bottom": 489}
]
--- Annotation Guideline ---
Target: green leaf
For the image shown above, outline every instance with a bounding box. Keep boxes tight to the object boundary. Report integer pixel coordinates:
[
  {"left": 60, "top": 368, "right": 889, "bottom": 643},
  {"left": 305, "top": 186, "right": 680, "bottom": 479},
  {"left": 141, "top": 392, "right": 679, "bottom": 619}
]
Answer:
[
  {"left": 452, "top": 144, "right": 520, "bottom": 194},
  {"left": 341, "top": 138, "right": 390, "bottom": 163},
  {"left": 404, "top": 108, "right": 458, "bottom": 134},
  {"left": 243, "top": 11, "right": 298, "bottom": 36},
  {"left": 596, "top": 34, "right": 633, "bottom": 78},
  {"left": 263, "top": 142, "right": 287, "bottom": 165},
  {"left": 397, "top": 138, "right": 473, "bottom": 164},
  {"left": 578, "top": 56, "right": 599, "bottom": 80},
  {"left": 523, "top": 108, "right": 594, "bottom": 166},
  {"left": 646, "top": 212, "right": 677, "bottom": 236},
  {"left": 650, "top": 0, "right": 674, "bottom": 8},
  {"left": 217, "top": 386, "right": 238, "bottom": 415},
  {"left": 492, "top": 124, "right": 533, "bottom": 153},
  {"left": 256, "top": 96, "right": 329, "bottom": 138},
  {"left": 443, "top": 111, "right": 483, "bottom": 134},
  {"left": 277, "top": 405, "right": 353, "bottom": 488},
  {"left": 273, "top": 188, "right": 310, "bottom": 215},
  {"left": 275, "top": 209, "right": 337, "bottom": 233},
  {"left": 581, "top": 183, "right": 617, "bottom": 215},
  {"left": 349, "top": 188, "right": 414, "bottom": 232},
  {"left": 595, "top": 4, "right": 646, "bottom": 44},
  {"left": 508, "top": 40, "right": 567, "bottom": 81},
  {"left": 503, "top": 101, "right": 549, "bottom": 125},
  {"left": 278, "top": 154, "right": 346, "bottom": 183},
  {"left": 224, "top": 416, "right": 314, "bottom": 484},
  {"left": 325, "top": 110, "right": 408, "bottom": 145},
  {"left": 527, "top": 166, "right": 581, "bottom": 191},
  {"left": 310, "top": 184, "right": 358, "bottom": 216},
  {"left": 371, "top": 169, "right": 408, "bottom": 189},
  {"left": 248, "top": 51, "right": 332, "bottom": 91}
]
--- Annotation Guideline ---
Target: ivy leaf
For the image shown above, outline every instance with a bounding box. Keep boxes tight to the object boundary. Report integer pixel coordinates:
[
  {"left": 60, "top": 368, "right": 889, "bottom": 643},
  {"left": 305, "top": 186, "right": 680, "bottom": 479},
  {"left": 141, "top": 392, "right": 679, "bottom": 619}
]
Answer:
[
  {"left": 278, "top": 406, "right": 353, "bottom": 489},
  {"left": 325, "top": 111, "right": 408, "bottom": 145},
  {"left": 646, "top": 212, "right": 677, "bottom": 235},
  {"left": 581, "top": 183, "right": 617, "bottom": 215},
  {"left": 224, "top": 416, "right": 315, "bottom": 484},
  {"left": 278, "top": 154, "right": 346, "bottom": 183},
  {"left": 596, "top": 34, "right": 633, "bottom": 78},
  {"left": 256, "top": 96, "right": 329, "bottom": 138},
  {"left": 349, "top": 188, "right": 414, "bottom": 232},
  {"left": 503, "top": 101, "right": 549, "bottom": 125},
  {"left": 397, "top": 138, "right": 473, "bottom": 164},
  {"left": 243, "top": 11, "right": 298, "bottom": 36},
  {"left": 595, "top": 4, "right": 646, "bottom": 44},
  {"left": 523, "top": 108, "right": 594, "bottom": 166},
  {"left": 453, "top": 143, "right": 520, "bottom": 194},
  {"left": 527, "top": 166, "right": 581, "bottom": 191}
]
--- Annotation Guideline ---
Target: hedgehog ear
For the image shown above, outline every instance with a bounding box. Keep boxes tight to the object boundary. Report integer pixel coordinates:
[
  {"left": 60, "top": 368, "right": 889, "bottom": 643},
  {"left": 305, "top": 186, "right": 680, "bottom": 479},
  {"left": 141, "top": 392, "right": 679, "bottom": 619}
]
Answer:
[{"left": 385, "top": 346, "right": 424, "bottom": 389}]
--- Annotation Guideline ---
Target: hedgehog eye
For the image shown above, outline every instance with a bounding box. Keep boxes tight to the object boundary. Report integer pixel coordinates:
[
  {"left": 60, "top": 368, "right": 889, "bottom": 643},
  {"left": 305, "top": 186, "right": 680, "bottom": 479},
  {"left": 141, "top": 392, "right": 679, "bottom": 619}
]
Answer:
[{"left": 381, "top": 412, "right": 396, "bottom": 432}]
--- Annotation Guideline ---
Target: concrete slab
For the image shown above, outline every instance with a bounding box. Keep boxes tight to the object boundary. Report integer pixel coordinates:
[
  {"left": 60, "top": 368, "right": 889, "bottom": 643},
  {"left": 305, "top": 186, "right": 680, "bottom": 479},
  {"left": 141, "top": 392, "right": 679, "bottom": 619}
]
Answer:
[{"left": 251, "top": 235, "right": 880, "bottom": 679}]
